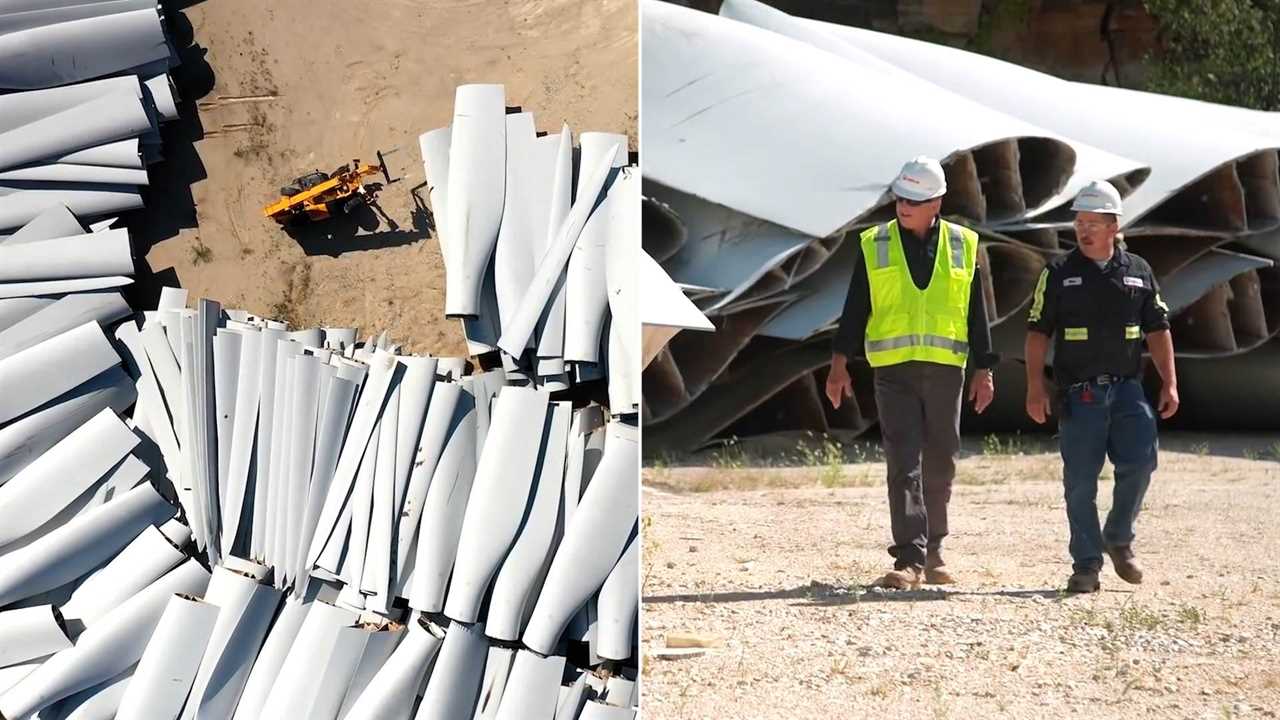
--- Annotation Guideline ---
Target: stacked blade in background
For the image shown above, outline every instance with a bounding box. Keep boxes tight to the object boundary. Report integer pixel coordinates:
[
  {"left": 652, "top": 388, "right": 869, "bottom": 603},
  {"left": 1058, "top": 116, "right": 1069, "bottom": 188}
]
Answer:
[
  {"left": 640, "top": 0, "right": 1280, "bottom": 451},
  {"left": 0, "top": 208, "right": 137, "bottom": 356},
  {"left": 420, "top": 83, "right": 642, "bottom": 417},
  {"left": 0, "top": 9, "right": 183, "bottom": 231},
  {"left": 0, "top": 83, "right": 640, "bottom": 720},
  {"left": 0, "top": 2, "right": 176, "bottom": 92},
  {"left": 0, "top": 1, "right": 185, "bottom": 354}
]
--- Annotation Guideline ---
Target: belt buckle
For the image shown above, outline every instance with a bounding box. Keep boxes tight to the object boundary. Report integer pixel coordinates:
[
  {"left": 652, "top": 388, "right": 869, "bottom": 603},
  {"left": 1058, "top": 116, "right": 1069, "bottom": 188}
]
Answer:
[{"left": 1096, "top": 374, "right": 1113, "bottom": 386}]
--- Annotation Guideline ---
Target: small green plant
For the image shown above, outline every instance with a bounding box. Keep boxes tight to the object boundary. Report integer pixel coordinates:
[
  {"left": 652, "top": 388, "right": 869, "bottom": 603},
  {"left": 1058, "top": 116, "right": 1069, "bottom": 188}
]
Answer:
[
  {"left": 1244, "top": 447, "right": 1261, "bottom": 461},
  {"left": 817, "top": 466, "right": 843, "bottom": 488},
  {"left": 642, "top": 450, "right": 678, "bottom": 468},
  {"left": 646, "top": 456, "right": 670, "bottom": 486},
  {"left": 1176, "top": 603, "right": 1205, "bottom": 626},
  {"left": 1192, "top": 440, "right": 1211, "bottom": 457},
  {"left": 1069, "top": 605, "right": 1113, "bottom": 632},
  {"left": 982, "top": 434, "right": 1001, "bottom": 455},
  {"left": 190, "top": 240, "right": 214, "bottom": 265},
  {"left": 1267, "top": 441, "right": 1280, "bottom": 462},
  {"left": 983, "top": 433, "right": 1031, "bottom": 456},
  {"left": 792, "top": 434, "right": 820, "bottom": 466},
  {"left": 641, "top": 515, "right": 659, "bottom": 592},
  {"left": 1118, "top": 601, "right": 1165, "bottom": 632},
  {"left": 796, "top": 435, "right": 846, "bottom": 488},
  {"left": 709, "top": 439, "right": 746, "bottom": 471}
]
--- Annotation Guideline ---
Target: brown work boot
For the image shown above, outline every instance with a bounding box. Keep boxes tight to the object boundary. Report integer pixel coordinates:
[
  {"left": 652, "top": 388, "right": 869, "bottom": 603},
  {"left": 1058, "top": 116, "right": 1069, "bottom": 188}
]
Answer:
[
  {"left": 1066, "top": 569, "right": 1100, "bottom": 594},
  {"left": 870, "top": 566, "right": 922, "bottom": 590},
  {"left": 1106, "top": 545, "right": 1144, "bottom": 584},
  {"left": 924, "top": 548, "right": 955, "bottom": 585}
]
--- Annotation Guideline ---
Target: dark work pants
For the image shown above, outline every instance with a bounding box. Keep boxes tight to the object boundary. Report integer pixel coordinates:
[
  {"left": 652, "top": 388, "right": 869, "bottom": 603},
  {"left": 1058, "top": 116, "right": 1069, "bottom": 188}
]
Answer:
[
  {"left": 1058, "top": 378, "right": 1157, "bottom": 573},
  {"left": 873, "top": 361, "right": 964, "bottom": 570}
]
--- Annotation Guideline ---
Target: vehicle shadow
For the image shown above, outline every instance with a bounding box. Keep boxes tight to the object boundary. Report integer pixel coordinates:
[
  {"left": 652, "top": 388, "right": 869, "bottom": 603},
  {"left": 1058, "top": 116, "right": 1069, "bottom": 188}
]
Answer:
[{"left": 281, "top": 195, "right": 431, "bottom": 257}]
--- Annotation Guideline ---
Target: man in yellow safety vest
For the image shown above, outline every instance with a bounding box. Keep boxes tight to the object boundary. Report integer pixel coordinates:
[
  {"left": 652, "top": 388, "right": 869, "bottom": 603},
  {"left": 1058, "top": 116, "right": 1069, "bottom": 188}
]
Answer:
[{"left": 826, "top": 156, "right": 997, "bottom": 590}]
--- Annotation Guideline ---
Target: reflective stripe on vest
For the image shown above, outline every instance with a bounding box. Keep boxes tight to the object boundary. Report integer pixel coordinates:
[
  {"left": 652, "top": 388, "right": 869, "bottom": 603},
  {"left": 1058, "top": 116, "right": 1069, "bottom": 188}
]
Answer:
[
  {"left": 946, "top": 222, "right": 966, "bottom": 270},
  {"left": 1028, "top": 268, "right": 1049, "bottom": 323},
  {"left": 1064, "top": 327, "right": 1088, "bottom": 341},
  {"left": 872, "top": 221, "right": 964, "bottom": 271},
  {"left": 873, "top": 224, "right": 891, "bottom": 269},
  {"left": 1125, "top": 325, "right": 1141, "bottom": 339},
  {"left": 866, "top": 334, "right": 970, "bottom": 355}
]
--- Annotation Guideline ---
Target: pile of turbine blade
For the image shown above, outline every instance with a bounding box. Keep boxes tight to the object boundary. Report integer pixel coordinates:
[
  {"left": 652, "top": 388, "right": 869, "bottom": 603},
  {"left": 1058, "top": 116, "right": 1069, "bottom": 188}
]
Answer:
[
  {"left": 0, "top": 0, "right": 185, "bottom": 345},
  {"left": 422, "top": 83, "right": 641, "bottom": 410},
  {"left": 0, "top": 88, "right": 640, "bottom": 720},
  {"left": 0, "top": 0, "right": 182, "bottom": 233},
  {"left": 641, "top": 0, "right": 1280, "bottom": 451}
]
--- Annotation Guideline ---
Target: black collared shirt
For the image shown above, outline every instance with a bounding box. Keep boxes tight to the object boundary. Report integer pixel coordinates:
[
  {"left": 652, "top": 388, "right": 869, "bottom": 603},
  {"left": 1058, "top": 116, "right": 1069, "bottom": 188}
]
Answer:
[
  {"left": 831, "top": 220, "right": 998, "bottom": 369},
  {"left": 1026, "top": 246, "right": 1170, "bottom": 386}
]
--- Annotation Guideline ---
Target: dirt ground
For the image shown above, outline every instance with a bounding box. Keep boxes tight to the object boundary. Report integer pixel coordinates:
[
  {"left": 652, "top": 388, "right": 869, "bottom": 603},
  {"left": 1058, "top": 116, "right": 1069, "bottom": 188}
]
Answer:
[
  {"left": 144, "top": 0, "right": 637, "bottom": 355},
  {"left": 642, "top": 439, "right": 1280, "bottom": 719}
]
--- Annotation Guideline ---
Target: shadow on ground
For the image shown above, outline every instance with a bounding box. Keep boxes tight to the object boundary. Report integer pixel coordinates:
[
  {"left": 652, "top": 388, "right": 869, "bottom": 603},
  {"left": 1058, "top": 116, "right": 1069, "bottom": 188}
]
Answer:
[
  {"left": 123, "top": 5, "right": 216, "bottom": 307},
  {"left": 280, "top": 193, "right": 431, "bottom": 258},
  {"left": 644, "top": 583, "right": 1087, "bottom": 607}
]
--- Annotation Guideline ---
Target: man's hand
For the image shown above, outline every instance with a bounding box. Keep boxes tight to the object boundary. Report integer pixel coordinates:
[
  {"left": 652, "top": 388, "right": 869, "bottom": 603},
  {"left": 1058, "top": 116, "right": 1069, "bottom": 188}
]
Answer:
[
  {"left": 1158, "top": 383, "right": 1179, "bottom": 419},
  {"left": 1025, "top": 381, "right": 1052, "bottom": 424},
  {"left": 968, "top": 369, "right": 994, "bottom": 414},
  {"left": 826, "top": 355, "right": 853, "bottom": 409},
  {"left": 1146, "top": 330, "right": 1179, "bottom": 419}
]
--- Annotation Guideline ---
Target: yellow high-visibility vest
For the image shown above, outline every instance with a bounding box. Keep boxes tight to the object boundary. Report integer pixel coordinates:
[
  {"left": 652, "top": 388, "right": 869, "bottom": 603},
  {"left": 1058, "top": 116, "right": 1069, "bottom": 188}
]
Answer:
[{"left": 860, "top": 219, "right": 978, "bottom": 368}]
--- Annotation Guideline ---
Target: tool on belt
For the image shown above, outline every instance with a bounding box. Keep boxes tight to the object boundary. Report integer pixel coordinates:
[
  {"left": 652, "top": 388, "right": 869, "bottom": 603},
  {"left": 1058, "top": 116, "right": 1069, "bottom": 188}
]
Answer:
[{"left": 1059, "top": 374, "right": 1130, "bottom": 416}]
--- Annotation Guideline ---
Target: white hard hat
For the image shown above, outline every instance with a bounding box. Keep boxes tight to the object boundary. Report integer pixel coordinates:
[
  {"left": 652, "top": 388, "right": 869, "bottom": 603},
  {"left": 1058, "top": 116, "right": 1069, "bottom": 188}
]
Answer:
[
  {"left": 1071, "top": 180, "right": 1123, "bottom": 215},
  {"left": 890, "top": 155, "right": 947, "bottom": 201}
]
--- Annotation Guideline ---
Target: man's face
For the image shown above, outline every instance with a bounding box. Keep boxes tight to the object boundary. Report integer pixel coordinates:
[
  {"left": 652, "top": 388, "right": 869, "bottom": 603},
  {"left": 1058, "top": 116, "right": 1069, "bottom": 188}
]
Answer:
[
  {"left": 1073, "top": 211, "right": 1119, "bottom": 250},
  {"left": 895, "top": 195, "right": 942, "bottom": 226}
]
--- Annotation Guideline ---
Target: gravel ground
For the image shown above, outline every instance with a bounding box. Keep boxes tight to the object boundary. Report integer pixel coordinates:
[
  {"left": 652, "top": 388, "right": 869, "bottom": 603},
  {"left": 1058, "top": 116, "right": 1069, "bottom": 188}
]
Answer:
[{"left": 641, "top": 447, "right": 1280, "bottom": 719}]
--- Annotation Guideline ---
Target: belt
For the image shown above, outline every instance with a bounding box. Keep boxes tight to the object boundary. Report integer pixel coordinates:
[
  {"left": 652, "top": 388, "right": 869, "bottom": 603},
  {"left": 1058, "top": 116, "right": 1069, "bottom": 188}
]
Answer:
[{"left": 1068, "top": 373, "right": 1131, "bottom": 390}]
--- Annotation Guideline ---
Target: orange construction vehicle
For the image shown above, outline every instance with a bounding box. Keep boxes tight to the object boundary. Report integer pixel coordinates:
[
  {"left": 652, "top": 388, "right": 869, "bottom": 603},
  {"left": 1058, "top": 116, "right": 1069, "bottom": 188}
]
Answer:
[{"left": 263, "top": 151, "right": 393, "bottom": 225}]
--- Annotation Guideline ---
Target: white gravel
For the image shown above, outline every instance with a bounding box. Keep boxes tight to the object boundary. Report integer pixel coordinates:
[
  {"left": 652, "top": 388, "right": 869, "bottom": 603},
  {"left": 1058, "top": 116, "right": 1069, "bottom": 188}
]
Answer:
[{"left": 641, "top": 450, "right": 1280, "bottom": 719}]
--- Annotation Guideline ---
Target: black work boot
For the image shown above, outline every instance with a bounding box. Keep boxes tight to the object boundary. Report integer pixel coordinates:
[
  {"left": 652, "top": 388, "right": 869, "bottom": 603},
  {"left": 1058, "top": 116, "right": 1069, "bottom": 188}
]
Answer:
[
  {"left": 1106, "top": 545, "right": 1144, "bottom": 584},
  {"left": 1066, "top": 568, "right": 1101, "bottom": 594}
]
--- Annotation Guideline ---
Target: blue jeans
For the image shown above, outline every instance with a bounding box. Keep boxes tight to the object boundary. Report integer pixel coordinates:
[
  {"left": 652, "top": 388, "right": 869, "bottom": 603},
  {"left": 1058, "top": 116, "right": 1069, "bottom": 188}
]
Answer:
[{"left": 1058, "top": 378, "right": 1157, "bottom": 573}]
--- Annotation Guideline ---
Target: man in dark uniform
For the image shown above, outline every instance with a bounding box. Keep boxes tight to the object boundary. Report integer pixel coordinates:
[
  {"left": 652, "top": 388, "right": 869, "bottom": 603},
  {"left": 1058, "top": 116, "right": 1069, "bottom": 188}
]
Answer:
[
  {"left": 1024, "top": 179, "right": 1179, "bottom": 593},
  {"left": 827, "top": 156, "right": 998, "bottom": 589}
]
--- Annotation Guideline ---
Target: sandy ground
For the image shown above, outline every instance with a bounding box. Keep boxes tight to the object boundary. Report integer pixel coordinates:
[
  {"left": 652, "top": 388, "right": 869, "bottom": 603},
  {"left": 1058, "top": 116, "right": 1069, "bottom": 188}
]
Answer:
[
  {"left": 642, "top": 443, "right": 1280, "bottom": 719},
  {"left": 143, "top": 0, "right": 637, "bottom": 355}
]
